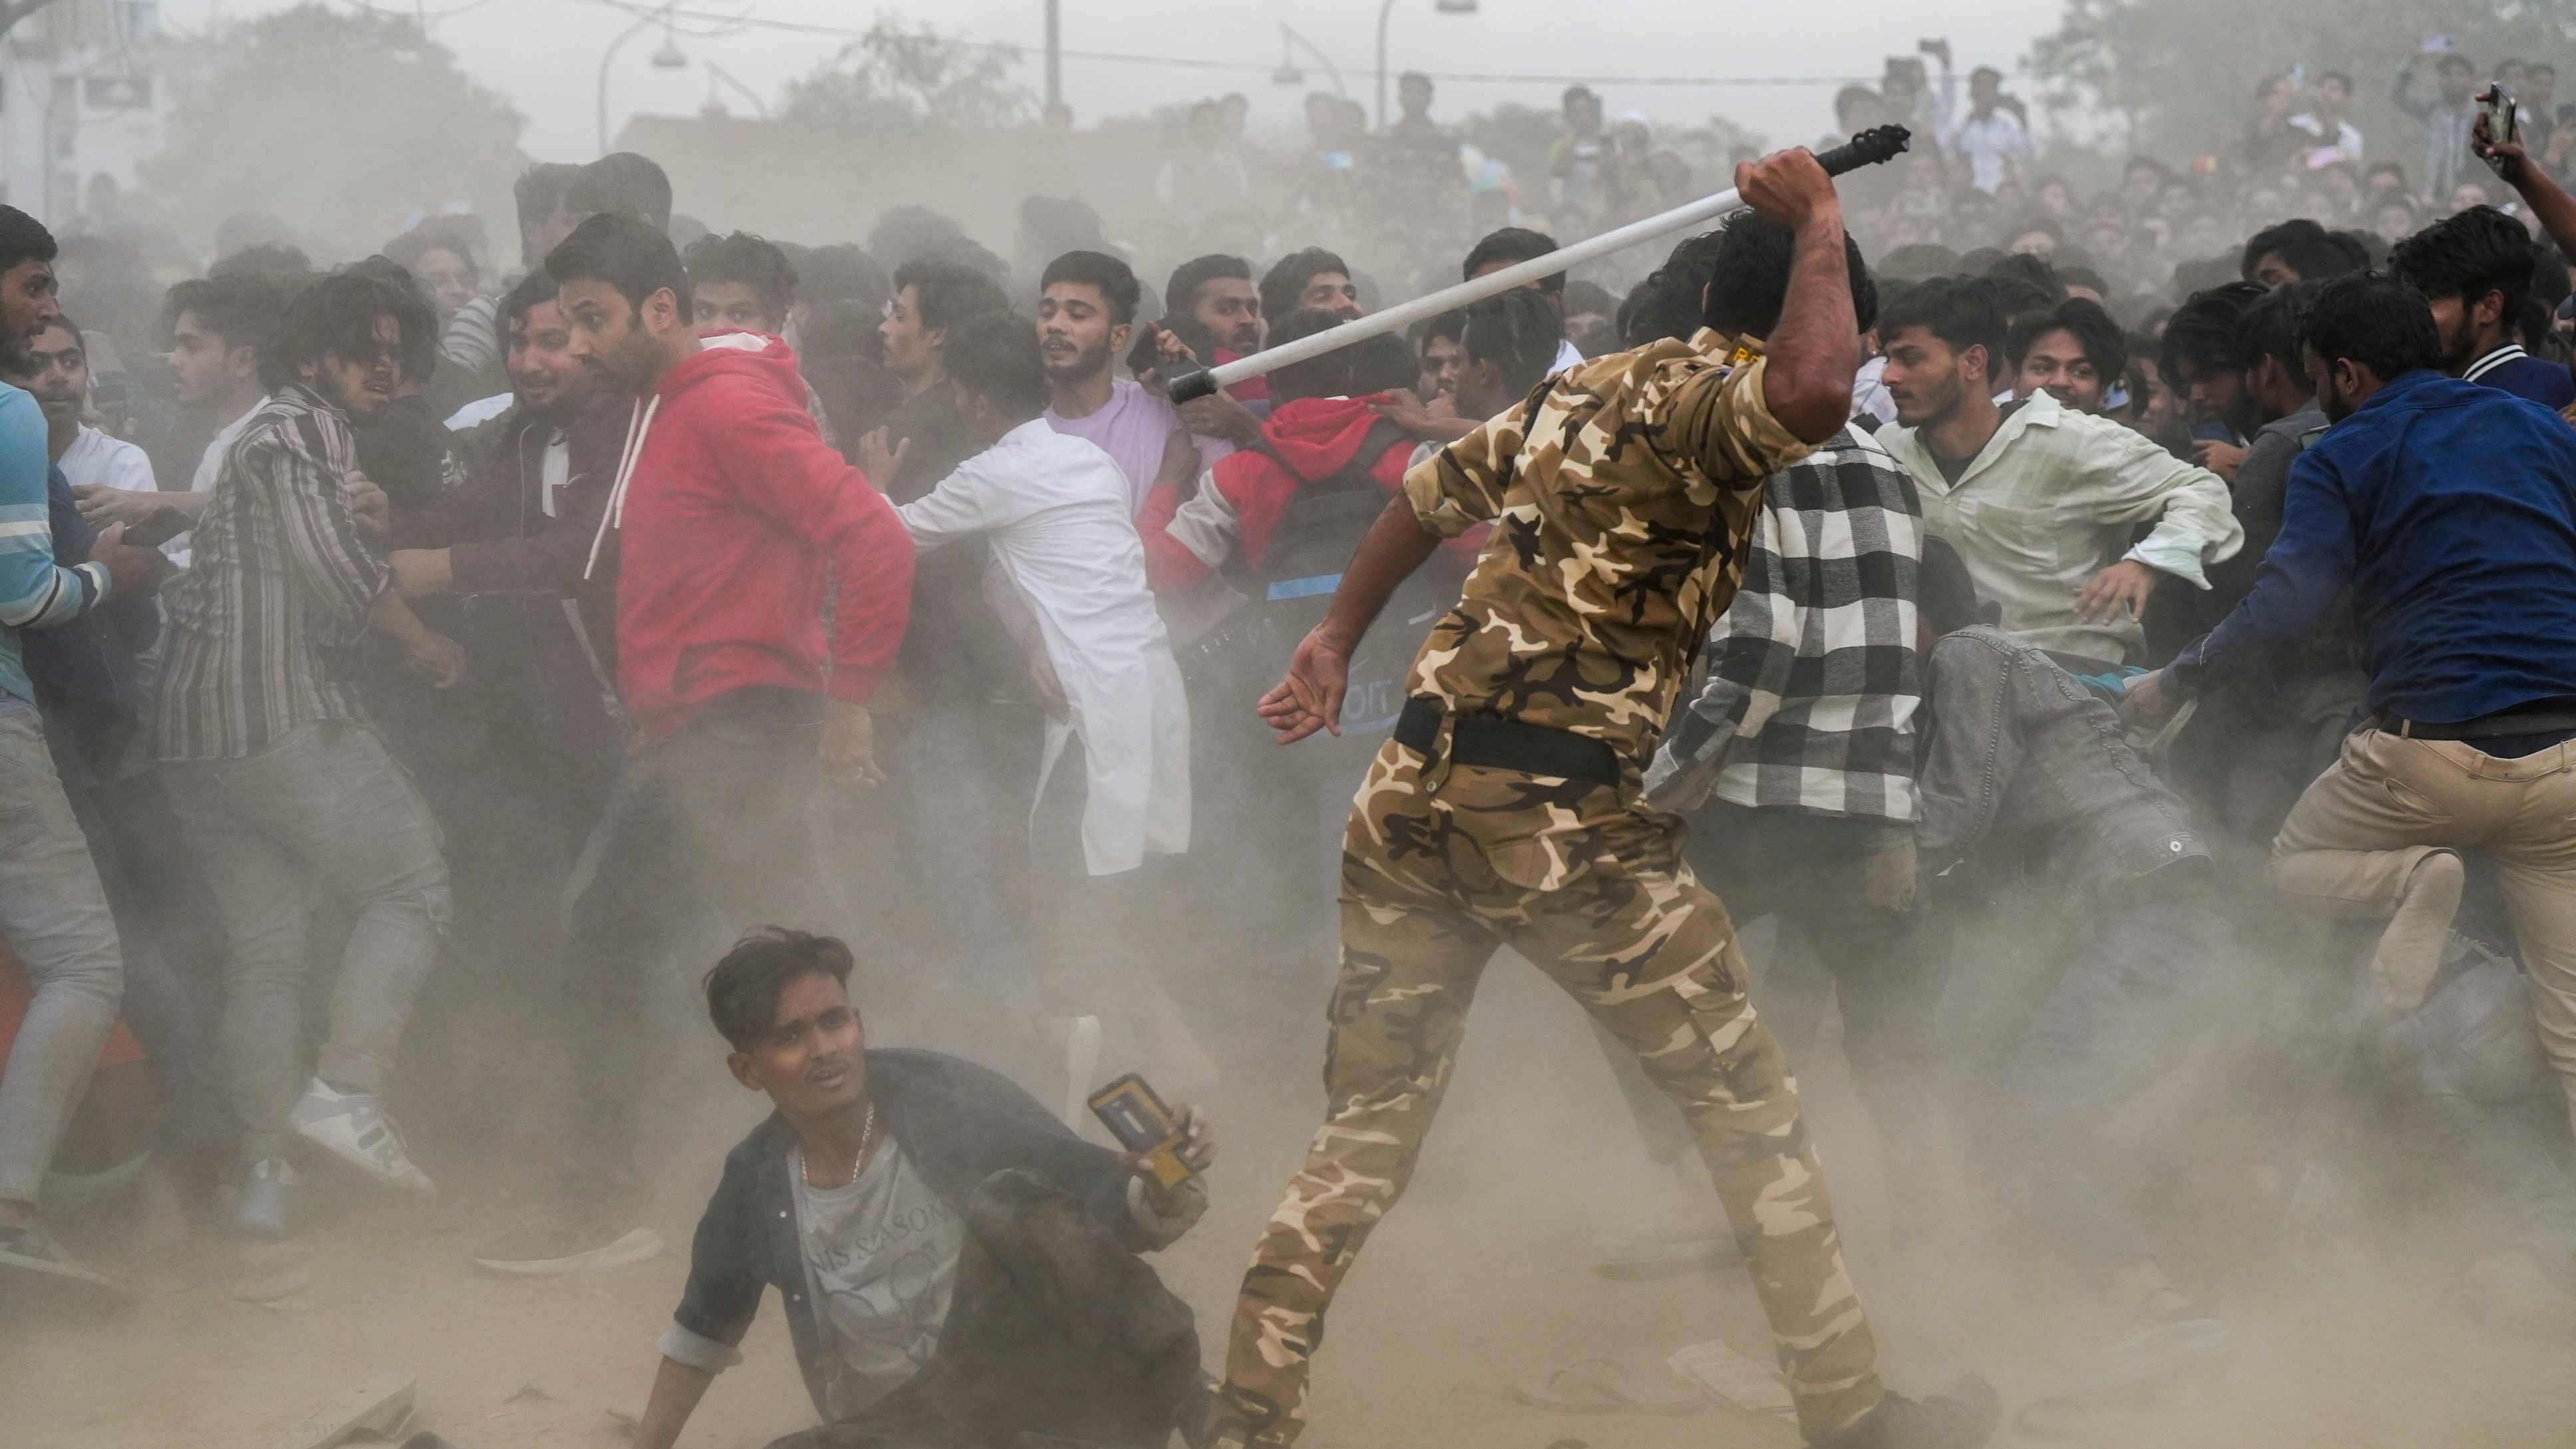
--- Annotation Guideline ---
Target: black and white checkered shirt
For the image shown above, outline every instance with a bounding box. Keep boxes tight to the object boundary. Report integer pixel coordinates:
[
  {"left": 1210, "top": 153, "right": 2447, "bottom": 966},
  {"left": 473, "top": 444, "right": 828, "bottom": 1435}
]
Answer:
[{"left": 1645, "top": 424, "right": 1925, "bottom": 821}]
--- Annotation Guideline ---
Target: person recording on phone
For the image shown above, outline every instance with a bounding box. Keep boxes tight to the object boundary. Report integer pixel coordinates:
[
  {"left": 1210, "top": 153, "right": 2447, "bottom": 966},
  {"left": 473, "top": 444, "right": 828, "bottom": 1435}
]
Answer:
[
  {"left": 2392, "top": 40, "right": 2483, "bottom": 204},
  {"left": 633, "top": 929, "right": 1218, "bottom": 1449}
]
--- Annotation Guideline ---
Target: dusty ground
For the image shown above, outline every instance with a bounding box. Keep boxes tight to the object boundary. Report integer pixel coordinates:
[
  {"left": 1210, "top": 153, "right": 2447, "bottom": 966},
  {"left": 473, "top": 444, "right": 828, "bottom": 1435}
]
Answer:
[{"left": 6, "top": 950, "right": 2575, "bottom": 1449}]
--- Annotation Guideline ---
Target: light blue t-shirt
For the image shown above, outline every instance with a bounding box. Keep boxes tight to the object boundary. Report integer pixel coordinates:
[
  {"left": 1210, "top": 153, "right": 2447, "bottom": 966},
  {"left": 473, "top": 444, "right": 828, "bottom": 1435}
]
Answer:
[{"left": 0, "top": 383, "right": 95, "bottom": 706}]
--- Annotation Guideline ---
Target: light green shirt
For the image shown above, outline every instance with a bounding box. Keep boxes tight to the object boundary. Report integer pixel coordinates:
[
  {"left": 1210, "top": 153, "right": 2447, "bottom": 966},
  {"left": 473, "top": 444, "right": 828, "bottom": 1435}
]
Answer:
[{"left": 1878, "top": 391, "right": 2243, "bottom": 664}]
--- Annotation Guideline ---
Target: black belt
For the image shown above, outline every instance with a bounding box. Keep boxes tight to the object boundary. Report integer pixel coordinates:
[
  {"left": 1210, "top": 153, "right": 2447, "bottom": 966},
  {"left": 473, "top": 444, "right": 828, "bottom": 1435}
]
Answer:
[
  {"left": 2373, "top": 705, "right": 2576, "bottom": 741},
  {"left": 1393, "top": 698, "right": 1622, "bottom": 788}
]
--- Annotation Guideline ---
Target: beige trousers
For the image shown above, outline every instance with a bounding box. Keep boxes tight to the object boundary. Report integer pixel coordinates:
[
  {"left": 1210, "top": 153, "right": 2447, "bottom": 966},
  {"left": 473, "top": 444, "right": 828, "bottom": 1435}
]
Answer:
[{"left": 2270, "top": 728, "right": 2576, "bottom": 1131}]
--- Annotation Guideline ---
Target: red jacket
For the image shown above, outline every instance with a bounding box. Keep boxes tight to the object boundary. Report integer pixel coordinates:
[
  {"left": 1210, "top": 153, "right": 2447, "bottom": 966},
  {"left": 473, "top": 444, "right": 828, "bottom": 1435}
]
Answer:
[
  {"left": 605, "top": 333, "right": 914, "bottom": 741},
  {"left": 1137, "top": 395, "right": 1411, "bottom": 592}
]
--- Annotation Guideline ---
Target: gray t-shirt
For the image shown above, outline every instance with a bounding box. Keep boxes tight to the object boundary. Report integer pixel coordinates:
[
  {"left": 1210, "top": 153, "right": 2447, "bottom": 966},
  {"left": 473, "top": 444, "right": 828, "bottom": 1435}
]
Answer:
[{"left": 792, "top": 1138, "right": 966, "bottom": 1419}]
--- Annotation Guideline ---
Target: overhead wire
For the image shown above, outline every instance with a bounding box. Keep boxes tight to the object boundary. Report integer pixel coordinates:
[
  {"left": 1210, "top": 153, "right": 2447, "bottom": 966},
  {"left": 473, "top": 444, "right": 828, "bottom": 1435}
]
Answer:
[{"left": 559, "top": 0, "right": 1958, "bottom": 89}]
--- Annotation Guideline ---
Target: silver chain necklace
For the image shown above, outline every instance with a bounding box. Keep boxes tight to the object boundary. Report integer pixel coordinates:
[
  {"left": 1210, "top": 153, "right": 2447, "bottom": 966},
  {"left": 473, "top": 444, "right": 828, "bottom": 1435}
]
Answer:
[{"left": 796, "top": 1101, "right": 876, "bottom": 1191}]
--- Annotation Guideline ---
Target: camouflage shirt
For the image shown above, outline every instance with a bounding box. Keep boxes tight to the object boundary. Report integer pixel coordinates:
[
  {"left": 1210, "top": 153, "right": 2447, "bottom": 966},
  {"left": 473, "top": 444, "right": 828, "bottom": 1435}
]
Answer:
[{"left": 1401, "top": 330, "right": 1815, "bottom": 760}]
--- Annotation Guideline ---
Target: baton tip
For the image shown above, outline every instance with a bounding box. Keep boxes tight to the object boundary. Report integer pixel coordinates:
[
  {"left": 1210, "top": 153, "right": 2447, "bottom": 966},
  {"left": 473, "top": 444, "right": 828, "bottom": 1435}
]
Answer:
[{"left": 1167, "top": 367, "right": 1218, "bottom": 405}]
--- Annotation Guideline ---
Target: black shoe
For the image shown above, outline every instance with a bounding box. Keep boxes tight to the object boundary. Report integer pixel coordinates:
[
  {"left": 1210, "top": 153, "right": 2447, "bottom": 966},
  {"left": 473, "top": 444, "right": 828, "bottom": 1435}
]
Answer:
[
  {"left": 1818, "top": 1375, "right": 2000, "bottom": 1449},
  {"left": 470, "top": 1216, "right": 663, "bottom": 1277}
]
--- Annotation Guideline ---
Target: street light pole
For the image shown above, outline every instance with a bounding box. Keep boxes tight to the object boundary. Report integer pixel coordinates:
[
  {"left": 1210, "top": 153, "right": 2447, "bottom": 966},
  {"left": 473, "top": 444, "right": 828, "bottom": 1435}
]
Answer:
[
  {"left": 1374, "top": 0, "right": 1396, "bottom": 130},
  {"left": 597, "top": 14, "right": 655, "bottom": 154},
  {"left": 1044, "top": 0, "right": 1062, "bottom": 114}
]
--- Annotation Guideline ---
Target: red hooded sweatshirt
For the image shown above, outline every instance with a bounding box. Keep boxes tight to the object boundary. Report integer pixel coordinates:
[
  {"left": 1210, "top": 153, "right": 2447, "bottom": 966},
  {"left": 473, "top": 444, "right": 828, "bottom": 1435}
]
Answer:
[
  {"left": 597, "top": 333, "right": 914, "bottom": 742},
  {"left": 1136, "top": 394, "right": 1412, "bottom": 592}
]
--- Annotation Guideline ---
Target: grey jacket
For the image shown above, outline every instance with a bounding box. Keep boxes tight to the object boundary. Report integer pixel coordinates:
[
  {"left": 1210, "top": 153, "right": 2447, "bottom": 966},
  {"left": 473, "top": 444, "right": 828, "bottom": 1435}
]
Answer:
[{"left": 1918, "top": 626, "right": 2206, "bottom": 895}]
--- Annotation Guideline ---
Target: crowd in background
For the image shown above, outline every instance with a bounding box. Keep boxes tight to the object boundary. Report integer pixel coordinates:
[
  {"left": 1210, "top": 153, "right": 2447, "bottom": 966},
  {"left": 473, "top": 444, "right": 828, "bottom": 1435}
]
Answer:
[{"left": 7, "top": 25, "right": 2576, "bottom": 1449}]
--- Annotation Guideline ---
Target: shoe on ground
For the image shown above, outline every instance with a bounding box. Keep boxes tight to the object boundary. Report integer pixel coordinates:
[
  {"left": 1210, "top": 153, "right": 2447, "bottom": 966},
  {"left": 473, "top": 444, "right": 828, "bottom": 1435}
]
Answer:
[
  {"left": 0, "top": 1218, "right": 136, "bottom": 1299},
  {"left": 471, "top": 1218, "right": 663, "bottom": 1276},
  {"left": 1817, "top": 1374, "right": 1999, "bottom": 1449},
  {"left": 2075, "top": 1315, "right": 2233, "bottom": 1396},
  {"left": 290, "top": 1080, "right": 436, "bottom": 1193},
  {"left": 235, "top": 1157, "right": 302, "bottom": 1239}
]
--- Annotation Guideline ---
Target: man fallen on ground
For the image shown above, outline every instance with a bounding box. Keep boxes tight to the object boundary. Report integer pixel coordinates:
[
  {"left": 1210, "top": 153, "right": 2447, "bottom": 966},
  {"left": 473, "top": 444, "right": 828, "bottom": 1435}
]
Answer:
[{"left": 632, "top": 929, "right": 1215, "bottom": 1449}]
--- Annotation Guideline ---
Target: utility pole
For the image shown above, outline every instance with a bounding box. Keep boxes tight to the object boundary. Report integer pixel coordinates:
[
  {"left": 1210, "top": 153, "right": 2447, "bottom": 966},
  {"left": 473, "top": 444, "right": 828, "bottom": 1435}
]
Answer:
[{"left": 1043, "top": 0, "right": 1062, "bottom": 115}]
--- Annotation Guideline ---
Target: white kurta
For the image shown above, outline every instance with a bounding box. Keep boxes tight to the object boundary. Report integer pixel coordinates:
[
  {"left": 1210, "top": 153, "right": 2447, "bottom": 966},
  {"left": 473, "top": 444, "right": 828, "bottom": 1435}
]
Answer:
[{"left": 896, "top": 419, "right": 1191, "bottom": 876}]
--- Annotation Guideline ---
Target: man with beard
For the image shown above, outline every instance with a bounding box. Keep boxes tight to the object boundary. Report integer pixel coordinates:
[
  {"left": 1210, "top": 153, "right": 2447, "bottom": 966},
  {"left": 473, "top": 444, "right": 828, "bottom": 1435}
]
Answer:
[
  {"left": 2127, "top": 271, "right": 2576, "bottom": 1141},
  {"left": 154, "top": 266, "right": 466, "bottom": 1237},
  {"left": 386, "top": 268, "right": 632, "bottom": 831},
  {"left": 1039, "top": 250, "right": 1231, "bottom": 515},
  {"left": 2390, "top": 206, "right": 2576, "bottom": 409},
  {"left": 470, "top": 214, "right": 911, "bottom": 1276},
  {"left": 1876, "top": 276, "right": 2239, "bottom": 669},
  {"left": 0, "top": 203, "right": 157, "bottom": 1295}
]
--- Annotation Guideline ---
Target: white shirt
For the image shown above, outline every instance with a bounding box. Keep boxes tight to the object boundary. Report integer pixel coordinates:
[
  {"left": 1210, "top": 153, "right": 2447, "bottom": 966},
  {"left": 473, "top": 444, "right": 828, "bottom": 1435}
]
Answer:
[
  {"left": 896, "top": 419, "right": 1192, "bottom": 875},
  {"left": 2289, "top": 112, "right": 2364, "bottom": 164},
  {"left": 1553, "top": 337, "right": 1584, "bottom": 373},
  {"left": 174, "top": 400, "right": 266, "bottom": 569},
  {"left": 57, "top": 423, "right": 154, "bottom": 494}
]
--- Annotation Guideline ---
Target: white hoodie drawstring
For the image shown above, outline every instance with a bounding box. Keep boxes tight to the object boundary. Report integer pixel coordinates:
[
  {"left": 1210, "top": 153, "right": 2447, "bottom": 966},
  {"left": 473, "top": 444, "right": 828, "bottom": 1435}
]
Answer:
[{"left": 584, "top": 394, "right": 661, "bottom": 581}]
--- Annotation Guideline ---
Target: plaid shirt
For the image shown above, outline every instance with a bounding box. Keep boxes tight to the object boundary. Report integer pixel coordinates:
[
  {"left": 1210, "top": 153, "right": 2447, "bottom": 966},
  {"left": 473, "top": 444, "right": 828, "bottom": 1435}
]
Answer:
[
  {"left": 1646, "top": 425, "right": 1926, "bottom": 820},
  {"left": 154, "top": 385, "right": 390, "bottom": 761}
]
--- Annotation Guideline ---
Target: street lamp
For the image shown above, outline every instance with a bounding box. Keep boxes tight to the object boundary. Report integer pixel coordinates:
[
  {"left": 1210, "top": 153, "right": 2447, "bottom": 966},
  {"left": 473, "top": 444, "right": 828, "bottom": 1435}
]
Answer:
[
  {"left": 1276, "top": 25, "right": 1347, "bottom": 96},
  {"left": 597, "top": 9, "right": 691, "bottom": 154},
  {"left": 1377, "top": 0, "right": 1477, "bottom": 130}
]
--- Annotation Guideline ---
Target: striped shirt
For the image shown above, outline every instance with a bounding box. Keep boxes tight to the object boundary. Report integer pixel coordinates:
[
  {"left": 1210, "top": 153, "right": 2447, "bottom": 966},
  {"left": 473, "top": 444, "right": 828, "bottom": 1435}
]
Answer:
[
  {"left": 154, "top": 385, "right": 389, "bottom": 761},
  {"left": 1646, "top": 425, "right": 1926, "bottom": 820},
  {"left": 0, "top": 384, "right": 107, "bottom": 706}
]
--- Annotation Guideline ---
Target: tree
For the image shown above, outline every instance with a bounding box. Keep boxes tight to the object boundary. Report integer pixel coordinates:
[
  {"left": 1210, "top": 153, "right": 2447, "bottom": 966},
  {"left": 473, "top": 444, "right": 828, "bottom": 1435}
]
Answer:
[
  {"left": 140, "top": 5, "right": 524, "bottom": 256},
  {"left": 2030, "top": 0, "right": 2576, "bottom": 163},
  {"left": 781, "top": 19, "right": 1033, "bottom": 136}
]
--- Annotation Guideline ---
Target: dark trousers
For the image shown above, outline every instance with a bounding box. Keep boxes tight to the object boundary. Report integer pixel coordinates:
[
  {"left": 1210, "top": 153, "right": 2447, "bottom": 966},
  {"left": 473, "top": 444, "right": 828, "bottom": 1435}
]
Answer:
[
  {"left": 560, "top": 690, "right": 840, "bottom": 1211},
  {"left": 1983, "top": 888, "right": 2231, "bottom": 1269},
  {"left": 1602, "top": 801, "right": 1949, "bottom": 1203},
  {"left": 767, "top": 1167, "right": 1208, "bottom": 1449}
]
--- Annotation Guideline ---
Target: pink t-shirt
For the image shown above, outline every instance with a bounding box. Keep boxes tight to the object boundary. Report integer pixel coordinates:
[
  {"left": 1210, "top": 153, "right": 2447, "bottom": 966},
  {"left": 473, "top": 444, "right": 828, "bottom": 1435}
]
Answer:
[{"left": 1045, "top": 379, "right": 1233, "bottom": 517}]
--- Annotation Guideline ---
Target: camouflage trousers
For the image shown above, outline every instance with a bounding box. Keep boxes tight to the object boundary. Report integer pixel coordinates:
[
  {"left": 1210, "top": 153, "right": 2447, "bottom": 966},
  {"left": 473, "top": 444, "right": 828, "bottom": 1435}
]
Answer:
[{"left": 1211, "top": 735, "right": 1883, "bottom": 1446}]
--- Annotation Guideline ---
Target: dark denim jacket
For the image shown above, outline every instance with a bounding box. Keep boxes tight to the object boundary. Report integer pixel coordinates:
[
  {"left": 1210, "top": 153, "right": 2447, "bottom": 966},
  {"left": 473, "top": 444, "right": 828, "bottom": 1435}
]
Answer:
[
  {"left": 670, "top": 1048, "right": 1151, "bottom": 1420},
  {"left": 1919, "top": 626, "right": 2207, "bottom": 894}
]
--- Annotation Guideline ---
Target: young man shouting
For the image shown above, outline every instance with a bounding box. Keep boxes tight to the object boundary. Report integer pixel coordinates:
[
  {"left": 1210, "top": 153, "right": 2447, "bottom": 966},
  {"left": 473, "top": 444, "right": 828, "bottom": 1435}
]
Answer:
[{"left": 632, "top": 929, "right": 1215, "bottom": 1449}]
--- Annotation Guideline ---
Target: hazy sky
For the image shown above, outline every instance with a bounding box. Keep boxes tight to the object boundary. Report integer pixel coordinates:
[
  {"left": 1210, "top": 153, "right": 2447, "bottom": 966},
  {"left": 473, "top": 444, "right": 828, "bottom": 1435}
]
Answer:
[{"left": 172, "top": 0, "right": 2068, "bottom": 161}]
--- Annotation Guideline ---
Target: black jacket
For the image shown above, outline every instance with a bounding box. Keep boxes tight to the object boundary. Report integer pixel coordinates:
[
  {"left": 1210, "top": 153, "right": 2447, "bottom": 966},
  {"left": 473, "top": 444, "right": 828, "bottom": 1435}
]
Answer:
[{"left": 673, "top": 1049, "right": 1163, "bottom": 1422}]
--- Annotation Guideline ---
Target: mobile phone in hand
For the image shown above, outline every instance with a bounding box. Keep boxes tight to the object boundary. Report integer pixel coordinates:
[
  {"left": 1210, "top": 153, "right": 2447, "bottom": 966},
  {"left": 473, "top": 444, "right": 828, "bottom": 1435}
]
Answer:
[
  {"left": 118, "top": 506, "right": 192, "bottom": 550},
  {"left": 1087, "top": 1074, "right": 1194, "bottom": 1189},
  {"left": 2187, "top": 421, "right": 2236, "bottom": 445}
]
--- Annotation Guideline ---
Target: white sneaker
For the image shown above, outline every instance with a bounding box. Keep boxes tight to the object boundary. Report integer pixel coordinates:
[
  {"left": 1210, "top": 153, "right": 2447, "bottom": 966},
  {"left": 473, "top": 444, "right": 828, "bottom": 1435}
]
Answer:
[{"left": 289, "top": 1080, "right": 436, "bottom": 1193}]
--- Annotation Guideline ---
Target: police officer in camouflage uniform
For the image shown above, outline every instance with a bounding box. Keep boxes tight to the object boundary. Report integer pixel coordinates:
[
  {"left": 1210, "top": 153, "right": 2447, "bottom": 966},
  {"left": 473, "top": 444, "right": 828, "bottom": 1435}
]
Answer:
[{"left": 1210, "top": 148, "right": 1997, "bottom": 1449}]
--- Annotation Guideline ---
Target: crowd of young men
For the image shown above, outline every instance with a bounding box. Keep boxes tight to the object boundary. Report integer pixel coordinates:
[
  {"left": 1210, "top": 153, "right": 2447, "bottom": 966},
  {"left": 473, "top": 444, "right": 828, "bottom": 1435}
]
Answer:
[{"left": 6, "top": 47, "right": 2576, "bottom": 1448}]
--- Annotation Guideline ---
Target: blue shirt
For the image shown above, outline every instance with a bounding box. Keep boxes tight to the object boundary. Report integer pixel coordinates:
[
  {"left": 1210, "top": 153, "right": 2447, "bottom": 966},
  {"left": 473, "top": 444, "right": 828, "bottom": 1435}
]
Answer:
[
  {"left": 2464, "top": 345, "right": 2576, "bottom": 411},
  {"left": 2169, "top": 369, "right": 2576, "bottom": 724},
  {"left": 0, "top": 384, "right": 106, "bottom": 706}
]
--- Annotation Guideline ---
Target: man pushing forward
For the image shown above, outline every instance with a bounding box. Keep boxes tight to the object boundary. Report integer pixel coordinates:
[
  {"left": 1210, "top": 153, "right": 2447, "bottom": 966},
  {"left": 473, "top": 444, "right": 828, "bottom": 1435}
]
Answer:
[{"left": 1209, "top": 145, "right": 1997, "bottom": 1449}]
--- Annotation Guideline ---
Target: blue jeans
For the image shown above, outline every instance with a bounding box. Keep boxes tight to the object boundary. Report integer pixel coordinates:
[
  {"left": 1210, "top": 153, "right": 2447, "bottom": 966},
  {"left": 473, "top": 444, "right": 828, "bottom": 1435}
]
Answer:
[
  {"left": 0, "top": 703, "right": 124, "bottom": 1205},
  {"left": 162, "top": 721, "right": 451, "bottom": 1164}
]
